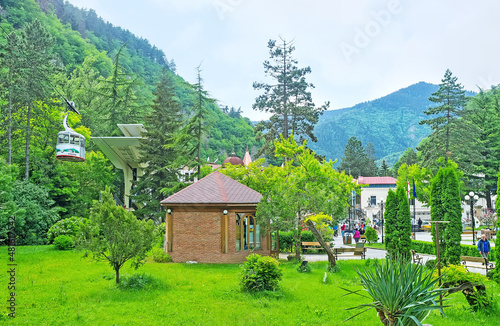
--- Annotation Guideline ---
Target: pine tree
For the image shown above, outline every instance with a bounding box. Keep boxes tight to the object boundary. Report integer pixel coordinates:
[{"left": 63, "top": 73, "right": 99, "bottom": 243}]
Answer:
[
  {"left": 132, "top": 70, "right": 183, "bottom": 223},
  {"left": 418, "top": 69, "right": 479, "bottom": 173},
  {"left": 379, "top": 159, "right": 390, "bottom": 176},
  {"left": 253, "top": 38, "right": 328, "bottom": 156},
  {"left": 177, "top": 65, "right": 214, "bottom": 180},
  {"left": 339, "top": 136, "right": 378, "bottom": 177},
  {"left": 13, "top": 19, "right": 59, "bottom": 180}
]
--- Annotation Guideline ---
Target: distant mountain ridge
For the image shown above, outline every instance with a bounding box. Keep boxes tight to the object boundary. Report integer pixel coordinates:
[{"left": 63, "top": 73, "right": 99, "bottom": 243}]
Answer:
[{"left": 309, "top": 82, "right": 474, "bottom": 166}]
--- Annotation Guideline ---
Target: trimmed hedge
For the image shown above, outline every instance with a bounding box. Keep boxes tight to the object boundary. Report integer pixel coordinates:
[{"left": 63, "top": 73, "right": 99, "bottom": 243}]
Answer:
[{"left": 411, "top": 240, "right": 496, "bottom": 262}]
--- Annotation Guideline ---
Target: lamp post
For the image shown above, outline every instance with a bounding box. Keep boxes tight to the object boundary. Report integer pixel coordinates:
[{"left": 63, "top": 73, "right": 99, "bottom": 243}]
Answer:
[
  {"left": 464, "top": 191, "right": 479, "bottom": 245},
  {"left": 379, "top": 200, "right": 384, "bottom": 244}
]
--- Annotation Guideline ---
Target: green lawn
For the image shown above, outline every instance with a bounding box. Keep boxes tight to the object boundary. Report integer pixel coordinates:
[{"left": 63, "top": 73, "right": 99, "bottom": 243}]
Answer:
[{"left": 1, "top": 246, "right": 499, "bottom": 325}]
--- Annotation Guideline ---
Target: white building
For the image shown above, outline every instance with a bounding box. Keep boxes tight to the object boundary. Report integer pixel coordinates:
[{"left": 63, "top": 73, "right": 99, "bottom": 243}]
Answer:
[{"left": 357, "top": 176, "right": 431, "bottom": 226}]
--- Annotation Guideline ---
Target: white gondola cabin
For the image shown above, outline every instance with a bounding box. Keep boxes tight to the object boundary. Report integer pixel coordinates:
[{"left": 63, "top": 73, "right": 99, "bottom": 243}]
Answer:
[{"left": 56, "top": 113, "right": 85, "bottom": 162}]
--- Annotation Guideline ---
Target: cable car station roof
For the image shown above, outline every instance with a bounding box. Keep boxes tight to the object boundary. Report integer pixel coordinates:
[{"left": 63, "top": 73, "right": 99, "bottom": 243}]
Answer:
[{"left": 92, "top": 124, "right": 147, "bottom": 170}]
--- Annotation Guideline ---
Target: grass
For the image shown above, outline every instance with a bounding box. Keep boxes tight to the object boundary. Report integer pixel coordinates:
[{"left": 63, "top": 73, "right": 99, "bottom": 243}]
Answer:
[{"left": 1, "top": 246, "right": 499, "bottom": 325}]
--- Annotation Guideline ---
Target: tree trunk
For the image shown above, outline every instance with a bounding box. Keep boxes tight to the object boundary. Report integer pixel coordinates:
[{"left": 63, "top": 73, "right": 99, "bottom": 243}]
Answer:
[
  {"left": 485, "top": 190, "right": 492, "bottom": 210},
  {"left": 306, "top": 219, "right": 336, "bottom": 268},
  {"left": 115, "top": 267, "right": 120, "bottom": 284},
  {"left": 294, "top": 214, "right": 302, "bottom": 260}
]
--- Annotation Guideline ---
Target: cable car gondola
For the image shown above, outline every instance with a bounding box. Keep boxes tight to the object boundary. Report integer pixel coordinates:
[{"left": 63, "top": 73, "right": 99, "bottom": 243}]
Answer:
[{"left": 56, "top": 100, "right": 85, "bottom": 162}]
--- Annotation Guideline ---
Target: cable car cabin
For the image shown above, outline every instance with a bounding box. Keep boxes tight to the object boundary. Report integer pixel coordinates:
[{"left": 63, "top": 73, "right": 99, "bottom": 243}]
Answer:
[{"left": 56, "top": 131, "right": 85, "bottom": 162}]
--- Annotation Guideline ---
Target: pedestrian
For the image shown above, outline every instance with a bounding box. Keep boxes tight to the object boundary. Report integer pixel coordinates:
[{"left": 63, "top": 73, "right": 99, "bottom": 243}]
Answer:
[
  {"left": 418, "top": 218, "right": 422, "bottom": 231},
  {"left": 477, "top": 233, "right": 491, "bottom": 260},
  {"left": 341, "top": 223, "right": 345, "bottom": 238},
  {"left": 354, "top": 229, "right": 360, "bottom": 243}
]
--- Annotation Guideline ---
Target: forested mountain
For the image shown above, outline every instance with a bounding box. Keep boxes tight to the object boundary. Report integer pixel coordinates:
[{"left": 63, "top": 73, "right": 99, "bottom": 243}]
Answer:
[
  {"left": 310, "top": 82, "right": 475, "bottom": 165},
  {"left": 0, "top": 0, "right": 262, "bottom": 244},
  {"left": 0, "top": 0, "right": 261, "bottom": 161}
]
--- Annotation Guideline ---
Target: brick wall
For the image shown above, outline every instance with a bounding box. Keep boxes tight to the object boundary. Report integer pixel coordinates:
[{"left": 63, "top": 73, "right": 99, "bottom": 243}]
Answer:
[{"left": 165, "top": 205, "right": 272, "bottom": 263}]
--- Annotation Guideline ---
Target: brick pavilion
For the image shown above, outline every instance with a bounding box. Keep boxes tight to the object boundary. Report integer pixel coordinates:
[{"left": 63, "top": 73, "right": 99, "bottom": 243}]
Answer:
[{"left": 160, "top": 171, "right": 278, "bottom": 263}]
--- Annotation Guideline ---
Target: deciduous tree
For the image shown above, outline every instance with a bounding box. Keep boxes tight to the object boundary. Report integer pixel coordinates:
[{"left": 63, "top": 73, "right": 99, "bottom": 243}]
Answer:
[{"left": 80, "top": 187, "right": 155, "bottom": 284}]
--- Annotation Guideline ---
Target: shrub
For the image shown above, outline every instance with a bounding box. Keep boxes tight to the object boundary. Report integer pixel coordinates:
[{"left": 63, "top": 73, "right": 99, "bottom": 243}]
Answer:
[
  {"left": 153, "top": 223, "right": 166, "bottom": 248},
  {"left": 297, "top": 261, "right": 311, "bottom": 273},
  {"left": 117, "top": 273, "right": 161, "bottom": 290},
  {"left": 151, "top": 247, "right": 172, "bottom": 263},
  {"left": 425, "top": 259, "right": 437, "bottom": 269},
  {"left": 436, "top": 264, "right": 492, "bottom": 311},
  {"left": 344, "top": 256, "right": 446, "bottom": 325},
  {"left": 486, "top": 268, "right": 500, "bottom": 284},
  {"left": 47, "top": 216, "right": 92, "bottom": 243},
  {"left": 278, "top": 231, "right": 293, "bottom": 252},
  {"left": 364, "top": 227, "right": 378, "bottom": 243},
  {"left": 53, "top": 235, "right": 74, "bottom": 250},
  {"left": 240, "top": 254, "right": 282, "bottom": 292}
]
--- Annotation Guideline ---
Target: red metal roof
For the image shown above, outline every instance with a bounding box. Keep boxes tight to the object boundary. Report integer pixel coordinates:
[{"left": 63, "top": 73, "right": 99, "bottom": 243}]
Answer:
[
  {"left": 357, "top": 176, "right": 397, "bottom": 185},
  {"left": 160, "top": 171, "right": 262, "bottom": 205}
]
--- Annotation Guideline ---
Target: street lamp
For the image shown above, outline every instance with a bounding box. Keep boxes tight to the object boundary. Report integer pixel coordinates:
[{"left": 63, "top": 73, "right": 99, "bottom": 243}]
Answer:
[
  {"left": 379, "top": 200, "right": 384, "bottom": 244},
  {"left": 464, "top": 191, "right": 479, "bottom": 245}
]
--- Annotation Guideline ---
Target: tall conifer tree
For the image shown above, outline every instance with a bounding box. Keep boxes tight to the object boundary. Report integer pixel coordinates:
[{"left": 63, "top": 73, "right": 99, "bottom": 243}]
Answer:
[
  {"left": 177, "top": 65, "right": 214, "bottom": 180},
  {"left": 133, "top": 70, "right": 183, "bottom": 223},
  {"left": 253, "top": 38, "right": 328, "bottom": 156},
  {"left": 418, "top": 69, "right": 479, "bottom": 173}
]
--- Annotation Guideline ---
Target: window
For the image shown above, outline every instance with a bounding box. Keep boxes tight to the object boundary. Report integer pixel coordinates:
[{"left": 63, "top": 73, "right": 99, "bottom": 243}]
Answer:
[
  {"left": 370, "top": 196, "right": 377, "bottom": 206},
  {"left": 58, "top": 134, "right": 69, "bottom": 144},
  {"left": 235, "top": 213, "right": 261, "bottom": 251}
]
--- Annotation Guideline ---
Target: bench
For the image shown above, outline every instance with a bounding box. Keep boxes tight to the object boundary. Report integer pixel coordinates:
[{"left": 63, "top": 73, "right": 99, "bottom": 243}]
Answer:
[
  {"left": 461, "top": 256, "right": 494, "bottom": 273},
  {"left": 333, "top": 247, "right": 366, "bottom": 259},
  {"left": 301, "top": 242, "right": 332, "bottom": 252},
  {"left": 411, "top": 250, "right": 423, "bottom": 265}
]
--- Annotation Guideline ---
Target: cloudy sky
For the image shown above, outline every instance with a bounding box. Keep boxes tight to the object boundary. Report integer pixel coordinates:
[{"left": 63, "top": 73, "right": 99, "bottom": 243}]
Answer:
[{"left": 66, "top": 0, "right": 500, "bottom": 121}]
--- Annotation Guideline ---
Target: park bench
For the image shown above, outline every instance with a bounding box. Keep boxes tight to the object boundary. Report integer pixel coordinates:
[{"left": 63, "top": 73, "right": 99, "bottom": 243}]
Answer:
[
  {"left": 411, "top": 250, "right": 423, "bottom": 265},
  {"left": 460, "top": 256, "right": 495, "bottom": 273},
  {"left": 301, "top": 242, "right": 332, "bottom": 252},
  {"left": 333, "top": 247, "right": 366, "bottom": 259},
  {"left": 461, "top": 231, "right": 475, "bottom": 236}
]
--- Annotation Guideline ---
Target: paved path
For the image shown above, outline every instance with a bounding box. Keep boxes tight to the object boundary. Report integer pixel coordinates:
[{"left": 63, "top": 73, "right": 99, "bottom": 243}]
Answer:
[{"left": 279, "top": 232, "right": 493, "bottom": 275}]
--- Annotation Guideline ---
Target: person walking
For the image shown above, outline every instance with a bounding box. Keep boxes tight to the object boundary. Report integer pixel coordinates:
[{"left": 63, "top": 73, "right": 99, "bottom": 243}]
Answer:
[
  {"left": 477, "top": 233, "right": 491, "bottom": 260},
  {"left": 341, "top": 223, "right": 346, "bottom": 238},
  {"left": 418, "top": 218, "right": 422, "bottom": 231},
  {"left": 354, "top": 229, "right": 361, "bottom": 243}
]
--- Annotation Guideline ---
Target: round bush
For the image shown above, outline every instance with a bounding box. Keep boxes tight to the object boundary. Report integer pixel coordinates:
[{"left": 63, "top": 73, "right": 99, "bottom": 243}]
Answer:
[
  {"left": 151, "top": 247, "right": 172, "bottom": 263},
  {"left": 240, "top": 254, "right": 282, "bottom": 292},
  {"left": 53, "top": 235, "right": 75, "bottom": 250},
  {"left": 47, "top": 216, "right": 90, "bottom": 243},
  {"left": 364, "top": 227, "right": 378, "bottom": 243}
]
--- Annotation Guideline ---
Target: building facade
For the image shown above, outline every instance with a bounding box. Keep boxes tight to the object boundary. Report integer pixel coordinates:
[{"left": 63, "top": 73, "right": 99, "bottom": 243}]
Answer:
[{"left": 160, "top": 171, "right": 277, "bottom": 263}]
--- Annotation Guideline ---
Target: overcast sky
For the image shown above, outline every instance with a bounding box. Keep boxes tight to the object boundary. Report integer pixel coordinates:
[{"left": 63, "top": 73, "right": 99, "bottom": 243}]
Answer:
[{"left": 66, "top": 0, "right": 500, "bottom": 121}]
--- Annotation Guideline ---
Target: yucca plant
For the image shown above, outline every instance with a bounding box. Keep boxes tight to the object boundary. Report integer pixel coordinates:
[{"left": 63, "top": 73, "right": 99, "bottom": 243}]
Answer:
[{"left": 341, "top": 257, "right": 448, "bottom": 326}]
